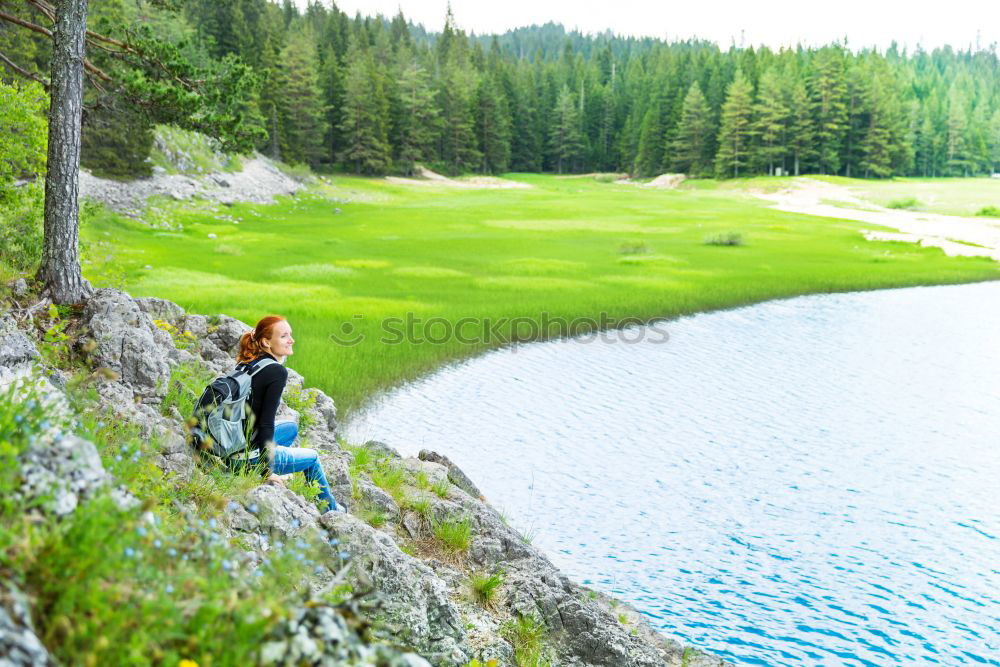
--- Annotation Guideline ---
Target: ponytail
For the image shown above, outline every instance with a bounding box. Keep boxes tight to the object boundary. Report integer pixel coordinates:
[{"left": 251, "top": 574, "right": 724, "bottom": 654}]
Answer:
[{"left": 236, "top": 315, "right": 287, "bottom": 364}]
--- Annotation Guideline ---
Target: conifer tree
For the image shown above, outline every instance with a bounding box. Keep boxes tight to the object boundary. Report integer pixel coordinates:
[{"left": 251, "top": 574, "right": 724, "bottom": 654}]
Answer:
[
  {"left": 338, "top": 39, "right": 391, "bottom": 174},
  {"left": 810, "top": 47, "right": 848, "bottom": 174},
  {"left": 670, "top": 81, "right": 713, "bottom": 176},
  {"left": 753, "top": 69, "right": 788, "bottom": 175},
  {"left": 475, "top": 73, "right": 512, "bottom": 173},
  {"left": 437, "top": 60, "right": 481, "bottom": 173},
  {"left": 634, "top": 105, "right": 663, "bottom": 177},
  {"left": 276, "top": 36, "right": 328, "bottom": 166},
  {"left": 549, "top": 84, "right": 585, "bottom": 173},
  {"left": 714, "top": 69, "right": 755, "bottom": 178},
  {"left": 787, "top": 80, "right": 815, "bottom": 176},
  {"left": 395, "top": 53, "right": 440, "bottom": 175}
]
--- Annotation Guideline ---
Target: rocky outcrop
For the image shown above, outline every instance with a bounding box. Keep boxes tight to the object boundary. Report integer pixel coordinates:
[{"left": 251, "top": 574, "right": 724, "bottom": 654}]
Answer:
[
  {"left": 0, "top": 582, "right": 51, "bottom": 667},
  {"left": 0, "top": 286, "right": 730, "bottom": 667},
  {"left": 79, "top": 156, "right": 302, "bottom": 218}
]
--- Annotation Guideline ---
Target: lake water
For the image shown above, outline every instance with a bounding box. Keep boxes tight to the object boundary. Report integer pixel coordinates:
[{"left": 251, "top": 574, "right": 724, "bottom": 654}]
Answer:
[{"left": 346, "top": 282, "right": 1000, "bottom": 666}]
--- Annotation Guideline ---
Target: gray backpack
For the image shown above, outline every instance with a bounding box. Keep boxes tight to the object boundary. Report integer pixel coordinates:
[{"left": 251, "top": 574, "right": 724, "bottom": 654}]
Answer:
[{"left": 189, "top": 357, "right": 276, "bottom": 460}]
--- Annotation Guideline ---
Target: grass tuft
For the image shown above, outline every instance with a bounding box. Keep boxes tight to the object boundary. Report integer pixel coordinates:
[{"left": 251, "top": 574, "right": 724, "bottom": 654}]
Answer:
[
  {"left": 431, "top": 515, "right": 472, "bottom": 553},
  {"left": 469, "top": 569, "right": 504, "bottom": 609},
  {"left": 501, "top": 614, "right": 552, "bottom": 667}
]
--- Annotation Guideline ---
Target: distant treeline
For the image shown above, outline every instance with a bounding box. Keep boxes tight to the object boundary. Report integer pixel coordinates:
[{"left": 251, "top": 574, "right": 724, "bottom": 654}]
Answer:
[{"left": 3, "top": 0, "right": 1000, "bottom": 179}]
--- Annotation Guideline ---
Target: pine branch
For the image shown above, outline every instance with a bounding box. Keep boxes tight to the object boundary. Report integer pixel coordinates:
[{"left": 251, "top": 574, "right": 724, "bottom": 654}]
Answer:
[
  {"left": 0, "top": 48, "right": 50, "bottom": 88},
  {"left": 0, "top": 9, "right": 112, "bottom": 81}
]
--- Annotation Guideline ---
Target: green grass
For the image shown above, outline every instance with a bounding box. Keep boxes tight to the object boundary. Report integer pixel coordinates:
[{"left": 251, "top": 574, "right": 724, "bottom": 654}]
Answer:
[
  {"left": 431, "top": 478, "right": 450, "bottom": 498},
  {"left": 501, "top": 614, "right": 552, "bottom": 667},
  {"left": 431, "top": 515, "right": 473, "bottom": 554},
  {"left": 886, "top": 196, "right": 922, "bottom": 210},
  {"left": 469, "top": 569, "right": 504, "bottom": 608},
  {"left": 81, "top": 174, "right": 1000, "bottom": 414}
]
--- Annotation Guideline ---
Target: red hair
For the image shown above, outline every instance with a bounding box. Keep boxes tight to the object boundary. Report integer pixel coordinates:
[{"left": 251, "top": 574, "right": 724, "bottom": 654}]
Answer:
[{"left": 236, "top": 315, "right": 287, "bottom": 364}]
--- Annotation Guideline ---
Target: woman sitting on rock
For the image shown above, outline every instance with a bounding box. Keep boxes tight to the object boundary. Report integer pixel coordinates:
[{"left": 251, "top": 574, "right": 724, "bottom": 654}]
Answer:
[{"left": 233, "top": 315, "right": 344, "bottom": 513}]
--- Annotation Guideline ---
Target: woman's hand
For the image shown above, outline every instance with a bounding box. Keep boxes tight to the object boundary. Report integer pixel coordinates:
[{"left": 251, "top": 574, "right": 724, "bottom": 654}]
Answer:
[{"left": 266, "top": 474, "right": 285, "bottom": 487}]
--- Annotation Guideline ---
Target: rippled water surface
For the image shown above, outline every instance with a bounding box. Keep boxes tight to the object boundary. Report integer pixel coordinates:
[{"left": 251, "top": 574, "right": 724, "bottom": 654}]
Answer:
[{"left": 347, "top": 283, "right": 1000, "bottom": 666}]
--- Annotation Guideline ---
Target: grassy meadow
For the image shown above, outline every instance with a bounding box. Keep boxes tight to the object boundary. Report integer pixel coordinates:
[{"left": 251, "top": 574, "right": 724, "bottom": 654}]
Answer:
[{"left": 81, "top": 174, "right": 1000, "bottom": 414}]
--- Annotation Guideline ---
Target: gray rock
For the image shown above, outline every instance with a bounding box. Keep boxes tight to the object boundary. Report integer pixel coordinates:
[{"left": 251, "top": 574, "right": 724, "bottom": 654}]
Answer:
[
  {"left": 206, "top": 315, "right": 251, "bottom": 356},
  {"left": 260, "top": 603, "right": 432, "bottom": 666},
  {"left": 400, "top": 458, "right": 448, "bottom": 486},
  {"left": 18, "top": 433, "right": 110, "bottom": 516},
  {"left": 82, "top": 289, "right": 172, "bottom": 398},
  {"left": 207, "top": 233, "right": 217, "bottom": 239},
  {"left": 0, "top": 317, "right": 38, "bottom": 369},
  {"left": 418, "top": 450, "right": 483, "bottom": 499},
  {"left": 320, "top": 513, "right": 469, "bottom": 665},
  {"left": 310, "top": 390, "right": 338, "bottom": 433},
  {"left": 366, "top": 440, "right": 401, "bottom": 460},
  {"left": 0, "top": 582, "right": 52, "bottom": 666},
  {"left": 12, "top": 278, "right": 28, "bottom": 298},
  {"left": 135, "top": 296, "right": 185, "bottom": 324}
]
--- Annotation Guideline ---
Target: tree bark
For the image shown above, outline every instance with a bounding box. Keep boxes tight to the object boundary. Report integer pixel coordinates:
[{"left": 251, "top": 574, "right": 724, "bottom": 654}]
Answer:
[{"left": 36, "top": 0, "right": 93, "bottom": 304}]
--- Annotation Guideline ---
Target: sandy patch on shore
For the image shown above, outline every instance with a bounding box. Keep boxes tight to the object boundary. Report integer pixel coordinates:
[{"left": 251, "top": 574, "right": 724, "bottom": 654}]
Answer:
[
  {"left": 615, "top": 173, "right": 687, "bottom": 189},
  {"left": 755, "top": 178, "right": 1000, "bottom": 261},
  {"left": 385, "top": 166, "right": 531, "bottom": 189}
]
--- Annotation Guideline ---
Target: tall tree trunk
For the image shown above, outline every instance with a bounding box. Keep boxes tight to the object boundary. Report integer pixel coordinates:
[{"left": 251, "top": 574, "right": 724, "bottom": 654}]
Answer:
[{"left": 36, "top": 0, "right": 92, "bottom": 304}]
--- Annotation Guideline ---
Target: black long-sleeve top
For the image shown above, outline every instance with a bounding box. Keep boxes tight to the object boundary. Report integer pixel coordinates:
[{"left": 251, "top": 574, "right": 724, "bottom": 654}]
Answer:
[{"left": 245, "top": 352, "right": 287, "bottom": 476}]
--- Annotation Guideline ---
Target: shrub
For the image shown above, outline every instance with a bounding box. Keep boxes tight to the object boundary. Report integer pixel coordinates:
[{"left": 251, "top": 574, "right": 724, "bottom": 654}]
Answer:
[
  {"left": 282, "top": 383, "right": 317, "bottom": 432},
  {"left": 618, "top": 240, "right": 649, "bottom": 255},
  {"left": 886, "top": 196, "right": 920, "bottom": 210},
  {"left": 431, "top": 515, "right": 472, "bottom": 553},
  {"left": 703, "top": 231, "right": 744, "bottom": 246},
  {"left": 976, "top": 205, "right": 1000, "bottom": 217}
]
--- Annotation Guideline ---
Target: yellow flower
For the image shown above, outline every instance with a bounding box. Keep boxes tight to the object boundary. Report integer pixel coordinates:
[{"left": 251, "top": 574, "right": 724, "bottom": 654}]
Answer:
[{"left": 179, "top": 661, "right": 199, "bottom": 667}]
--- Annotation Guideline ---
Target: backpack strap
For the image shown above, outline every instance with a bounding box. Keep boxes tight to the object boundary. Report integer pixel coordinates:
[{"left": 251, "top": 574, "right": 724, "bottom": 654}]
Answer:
[
  {"left": 237, "top": 356, "right": 278, "bottom": 376},
  {"left": 246, "top": 357, "right": 277, "bottom": 376}
]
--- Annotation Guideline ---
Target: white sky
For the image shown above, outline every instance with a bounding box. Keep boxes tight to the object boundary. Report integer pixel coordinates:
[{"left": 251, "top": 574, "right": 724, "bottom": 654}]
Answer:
[{"left": 326, "top": 0, "right": 1000, "bottom": 52}]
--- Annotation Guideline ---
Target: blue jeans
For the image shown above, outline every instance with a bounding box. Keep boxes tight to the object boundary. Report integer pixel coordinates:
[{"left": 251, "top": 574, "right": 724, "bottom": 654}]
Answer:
[{"left": 235, "top": 421, "right": 338, "bottom": 511}]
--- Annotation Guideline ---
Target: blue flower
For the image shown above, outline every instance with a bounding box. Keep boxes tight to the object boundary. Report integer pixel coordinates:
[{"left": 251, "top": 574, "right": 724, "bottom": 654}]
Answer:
[
  {"left": 181, "top": 554, "right": 189, "bottom": 562},
  {"left": 167, "top": 548, "right": 177, "bottom": 557},
  {"left": 295, "top": 539, "right": 308, "bottom": 550},
  {"left": 136, "top": 526, "right": 147, "bottom": 537},
  {"left": 39, "top": 419, "right": 49, "bottom": 430},
  {"left": 295, "top": 553, "right": 305, "bottom": 561},
  {"left": 328, "top": 538, "right": 339, "bottom": 546},
  {"left": 97, "top": 421, "right": 105, "bottom": 429},
  {"left": 208, "top": 518, "right": 218, "bottom": 529},
  {"left": 247, "top": 503, "right": 259, "bottom": 514},
  {"left": 153, "top": 539, "right": 162, "bottom": 549},
  {"left": 123, "top": 547, "right": 135, "bottom": 558},
  {"left": 338, "top": 551, "right": 350, "bottom": 560},
  {"left": 226, "top": 501, "right": 240, "bottom": 511},
  {"left": 14, "top": 415, "right": 23, "bottom": 424},
  {"left": 275, "top": 541, "right": 284, "bottom": 550},
  {"left": 314, "top": 565, "right": 324, "bottom": 574},
  {"left": 291, "top": 519, "right": 300, "bottom": 529},
  {"left": 254, "top": 570, "right": 264, "bottom": 578},
  {"left": 115, "top": 455, "right": 122, "bottom": 462},
  {"left": 221, "top": 560, "right": 232, "bottom": 571},
  {"left": 165, "top": 584, "right": 174, "bottom": 594}
]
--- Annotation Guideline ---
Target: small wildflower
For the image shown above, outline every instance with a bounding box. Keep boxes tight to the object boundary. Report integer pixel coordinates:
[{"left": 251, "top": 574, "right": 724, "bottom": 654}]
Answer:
[
  {"left": 136, "top": 526, "right": 147, "bottom": 537},
  {"left": 254, "top": 570, "right": 264, "bottom": 578},
  {"left": 295, "top": 539, "right": 308, "bottom": 550},
  {"left": 314, "top": 565, "right": 324, "bottom": 574},
  {"left": 275, "top": 541, "right": 284, "bottom": 550},
  {"left": 338, "top": 551, "right": 350, "bottom": 560},
  {"left": 328, "top": 538, "right": 339, "bottom": 546},
  {"left": 167, "top": 548, "right": 177, "bottom": 557},
  {"left": 97, "top": 421, "right": 105, "bottom": 429},
  {"left": 165, "top": 584, "right": 174, "bottom": 594},
  {"left": 39, "top": 419, "right": 50, "bottom": 430},
  {"left": 226, "top": 501, "right": 240, "bottom": 511},
  {"left": 115, "top": 455, "right": 122, "bottom": 462},
  {"left": 291, "top": 519, "right": 300, "bottom": 529},
  {"left": 153, "top": 539, "right": 162, "bottom": 549},
  {"left": 178, "top": 660, "right": 198, "bottom": 667},
  {"left": 295, "top": 553, "right": 305, "bottom": 561},
  {"left": 208, "top": 518, "right": 218, "bottom": 529},
  {"left": 14, "top": 415, "right": 23, "bottom": 424},
  {"left": 221, "top": 560, "right": 232, "bottom": 571},
  {"left": 247, "top": 503, "right": 259, "bottom": 514},
  {"left": 182, "top": 554, "right": 189, "bottom": 561},
  {"left": 123, "top": 547, "right": 135, "bottom": 558}
]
